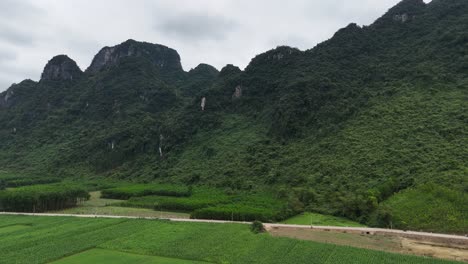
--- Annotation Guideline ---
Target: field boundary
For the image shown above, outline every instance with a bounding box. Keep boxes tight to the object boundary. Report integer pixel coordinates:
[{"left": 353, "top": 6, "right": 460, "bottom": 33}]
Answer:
[{"left": 1, "top": 211, "right": 466, "bottom": 244}]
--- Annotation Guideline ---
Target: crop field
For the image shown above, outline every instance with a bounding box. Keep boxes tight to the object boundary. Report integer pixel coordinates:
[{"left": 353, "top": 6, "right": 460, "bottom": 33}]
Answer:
[
  {"left": 0, "top": 215, "right": 460, "bottom": 264},
  {"left": 282, "top": 212, "right": 366, "bottom": 227},
  {"left": 116, "top": 188, "right": 294, "bottom": 222},
  {"left": 52, "top": 249, "right": 210, "bottom": 264},
  {"left": 53, "top": 191, "right": 190, "bottom": 218},
  {"left": 101, "top": 184, "right": 191, "bottom": 199}
]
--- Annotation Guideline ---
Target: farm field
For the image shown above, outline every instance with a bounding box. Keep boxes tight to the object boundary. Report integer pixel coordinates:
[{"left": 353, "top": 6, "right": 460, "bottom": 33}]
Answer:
[
  {"left": 52, "top": 249, "right": 210, "bottom": 264},
  {"left": 281, "top": 212, "right": 366, "bottom": 227},
  {"left": 52, "top": 191, "right": 190, "bottom": 218},
  {"left": 0, "top": 215, "right": 462, "bottom": 264}
]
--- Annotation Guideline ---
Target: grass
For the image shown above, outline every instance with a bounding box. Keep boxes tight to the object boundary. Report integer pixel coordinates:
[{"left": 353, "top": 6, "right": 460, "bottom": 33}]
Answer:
[
  {"left": 0, "top": 224, "right": 31, "bottom": 235},
  {"left": 59, "top": 206, "right": 190, "bottom": 218},
  {"left": 0, "top": 215, "right": 460, "bottom": 264},
  {"left": 52, "top": 191, "right": 190, "bottom": 219},
  {"left": 52, "top": 248, "right": 210, "bottom": 264},
  {"left": 282, "top": 212, "right": 366, "bottom": 227}
]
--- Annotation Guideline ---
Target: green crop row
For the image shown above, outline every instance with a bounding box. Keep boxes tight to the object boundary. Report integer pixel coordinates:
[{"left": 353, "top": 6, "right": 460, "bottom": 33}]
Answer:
[
  {"left": 0, "top": 183, "right": 90, "bottom": 212},
  {"left": 191, "top": 193, "right": 295, "bottom": 222},
  {"left": 100, "top": 184, "right": 190, "bottom": 200},
  {"left": 118, "top": 187, "right": 231, "bottom": 211}
]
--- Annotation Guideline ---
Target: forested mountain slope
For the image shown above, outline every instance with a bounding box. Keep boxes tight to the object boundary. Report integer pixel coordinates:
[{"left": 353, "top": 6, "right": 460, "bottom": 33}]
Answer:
[{"left": 0, "top": 0, "right": 466, "bottom": 232}]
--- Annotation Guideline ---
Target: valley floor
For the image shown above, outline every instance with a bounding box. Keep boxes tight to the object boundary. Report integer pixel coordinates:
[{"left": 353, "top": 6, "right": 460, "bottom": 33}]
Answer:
[{"left": 0, "top": 213, "right": 468, "bottom": 263}]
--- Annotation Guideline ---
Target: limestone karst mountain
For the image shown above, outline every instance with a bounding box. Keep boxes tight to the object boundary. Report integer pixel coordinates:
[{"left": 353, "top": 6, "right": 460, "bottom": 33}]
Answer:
[{"left": 0, "top": 0, "right": 466, "bottom": 233}]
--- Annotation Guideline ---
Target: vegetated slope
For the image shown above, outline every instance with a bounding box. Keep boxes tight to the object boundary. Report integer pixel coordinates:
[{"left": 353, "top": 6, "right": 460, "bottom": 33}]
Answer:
[{"left": 0, "top": 0, "right": 466, "bottom": 232}]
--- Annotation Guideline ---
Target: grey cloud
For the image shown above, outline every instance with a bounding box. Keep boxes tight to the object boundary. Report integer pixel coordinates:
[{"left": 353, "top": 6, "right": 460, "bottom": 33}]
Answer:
[
  {"left": 0, "top": 24, "right": 34, "bottom": 46},
  {"left": 0, "top": 0, "right": 43, "bottom": 19},
  {"left": 0, "top": 50, "right": 17, "bottom": 63},
  {"left": 157, "top": 14, "right": 238, "bottom": 42}
]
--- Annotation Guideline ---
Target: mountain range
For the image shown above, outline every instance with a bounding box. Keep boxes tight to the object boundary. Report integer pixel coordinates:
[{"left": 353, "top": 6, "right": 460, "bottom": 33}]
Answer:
[{"left": 0, "top": 0, "right": 466, "bottom": 233}]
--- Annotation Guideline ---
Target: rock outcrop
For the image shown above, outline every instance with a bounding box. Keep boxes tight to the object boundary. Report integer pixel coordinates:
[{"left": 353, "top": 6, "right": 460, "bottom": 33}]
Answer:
[
  {"left": 0, "top": 90, "right": 13, "bottom": 108},
  {"left": 40, "top": 55, "right": 83, "bottom": 81},
  {"left": 373, "top": 0, "right": 426, "bottom": 26},
  {"left": 86, "top": 39, "right": 183, "bottom": 74}
]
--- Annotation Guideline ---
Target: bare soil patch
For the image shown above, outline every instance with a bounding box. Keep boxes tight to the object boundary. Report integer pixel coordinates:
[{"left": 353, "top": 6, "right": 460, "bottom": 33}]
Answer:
[{"left": 267, "top": 226, "right": 468, "bottom": 262}]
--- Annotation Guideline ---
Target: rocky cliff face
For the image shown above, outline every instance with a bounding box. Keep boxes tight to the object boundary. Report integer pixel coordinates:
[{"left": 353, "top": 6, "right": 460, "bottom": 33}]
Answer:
[
  {"left": 0, "top": 90, "right": 13, "bottom": 108},
  {"left": 86, "top": 39, "right": 183, "bottom": 74},
  {"left": 40, "top": 55, "right": 83, "bottom": 81}
]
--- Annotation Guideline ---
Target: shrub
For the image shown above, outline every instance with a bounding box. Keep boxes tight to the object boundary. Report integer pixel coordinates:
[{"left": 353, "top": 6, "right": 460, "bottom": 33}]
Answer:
[{"left": 251, "top": 221, "right": 266, "bottom": 234}]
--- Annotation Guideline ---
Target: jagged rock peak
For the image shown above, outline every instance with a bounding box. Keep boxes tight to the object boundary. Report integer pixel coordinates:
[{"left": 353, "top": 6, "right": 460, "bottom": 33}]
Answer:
[
  {"left": 86, "top": 39, "right": 183, "bottom": 73},
  {"left": 40, "top": 55, "right": 83, "bottom": 81}
]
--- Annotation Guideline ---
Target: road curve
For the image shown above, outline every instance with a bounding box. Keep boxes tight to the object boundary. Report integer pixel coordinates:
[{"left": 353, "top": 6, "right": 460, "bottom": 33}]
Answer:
[{"left": 1, "top": 212, "right": 466, "bottom": 242}]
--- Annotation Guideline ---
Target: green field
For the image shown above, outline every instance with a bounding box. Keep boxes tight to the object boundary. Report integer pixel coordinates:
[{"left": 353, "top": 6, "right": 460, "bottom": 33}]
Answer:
[
  {"left": 53, "top": 191, "right": 190, "bottom": 219},
  {"left": 52, "top": 249, "right": 210, "bottom": 264},
  {"left": 282, "top": 212, "right": 366, "bottom": 227},
  {"left": 0, "top": 224, "right": 31, "bottom": 234},
  {"left": 0, "top": 215, "right": 460, "bottom": 264}
]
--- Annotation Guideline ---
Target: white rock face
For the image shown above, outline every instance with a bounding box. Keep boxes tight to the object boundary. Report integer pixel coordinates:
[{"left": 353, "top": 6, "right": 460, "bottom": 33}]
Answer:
[
  {"left": 394, "top": 13, "right": 409, "bottom": 23},
  {"left": 232, "top": 85, "right": 242, "bottom": 99},
  {"left": 201, "top": 97, "right": 206, "bottom": 111},
  {"left": 4, "top": 90, "right": 13, "bottom": 102},
  {"left": 159, "top": 134, "right": 164, "bottom": 157}
]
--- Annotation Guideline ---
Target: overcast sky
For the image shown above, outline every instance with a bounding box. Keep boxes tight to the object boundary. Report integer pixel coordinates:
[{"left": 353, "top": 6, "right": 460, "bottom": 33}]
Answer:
[{"left": 0, "top": 0, "right": 430, "bottom": 92}]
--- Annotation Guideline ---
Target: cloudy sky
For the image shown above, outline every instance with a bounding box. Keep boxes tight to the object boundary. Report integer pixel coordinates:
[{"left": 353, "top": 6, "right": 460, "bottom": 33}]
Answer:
[{"left": 0, "top": 0, "right": 430, "bottom": 92}]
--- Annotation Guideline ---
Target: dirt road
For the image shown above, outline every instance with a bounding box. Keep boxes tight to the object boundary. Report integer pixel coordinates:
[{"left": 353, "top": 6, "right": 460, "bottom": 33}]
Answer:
[{"left": 1, "top": 211, "right": 466, "bottom": 242}]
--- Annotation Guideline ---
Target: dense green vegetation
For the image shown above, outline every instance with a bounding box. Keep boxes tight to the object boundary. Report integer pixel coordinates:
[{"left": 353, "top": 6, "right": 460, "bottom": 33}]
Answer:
[
  {"left": 118, "top": 187, "right": 230, "bottom": 211},
  {"left": 191, "top": 193, "right": 296, "bottom": 222},
  {"left": 117, "top": 188, "right": 295, "bottom": 222},
  {"left": 371, "top": 184, "right": 468, "bottom": 233},
  {"left": 0, "top": 184, "right": 89, "bottom": 212},
  {"left": 0, "top": 0, "right": 466, "bottom": 233},
  {"left": 101, "top": 184, "right": 190, "bottom": 199},
  {"left": 0, "top": 215, "right": 459, "bottom": 264}
]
